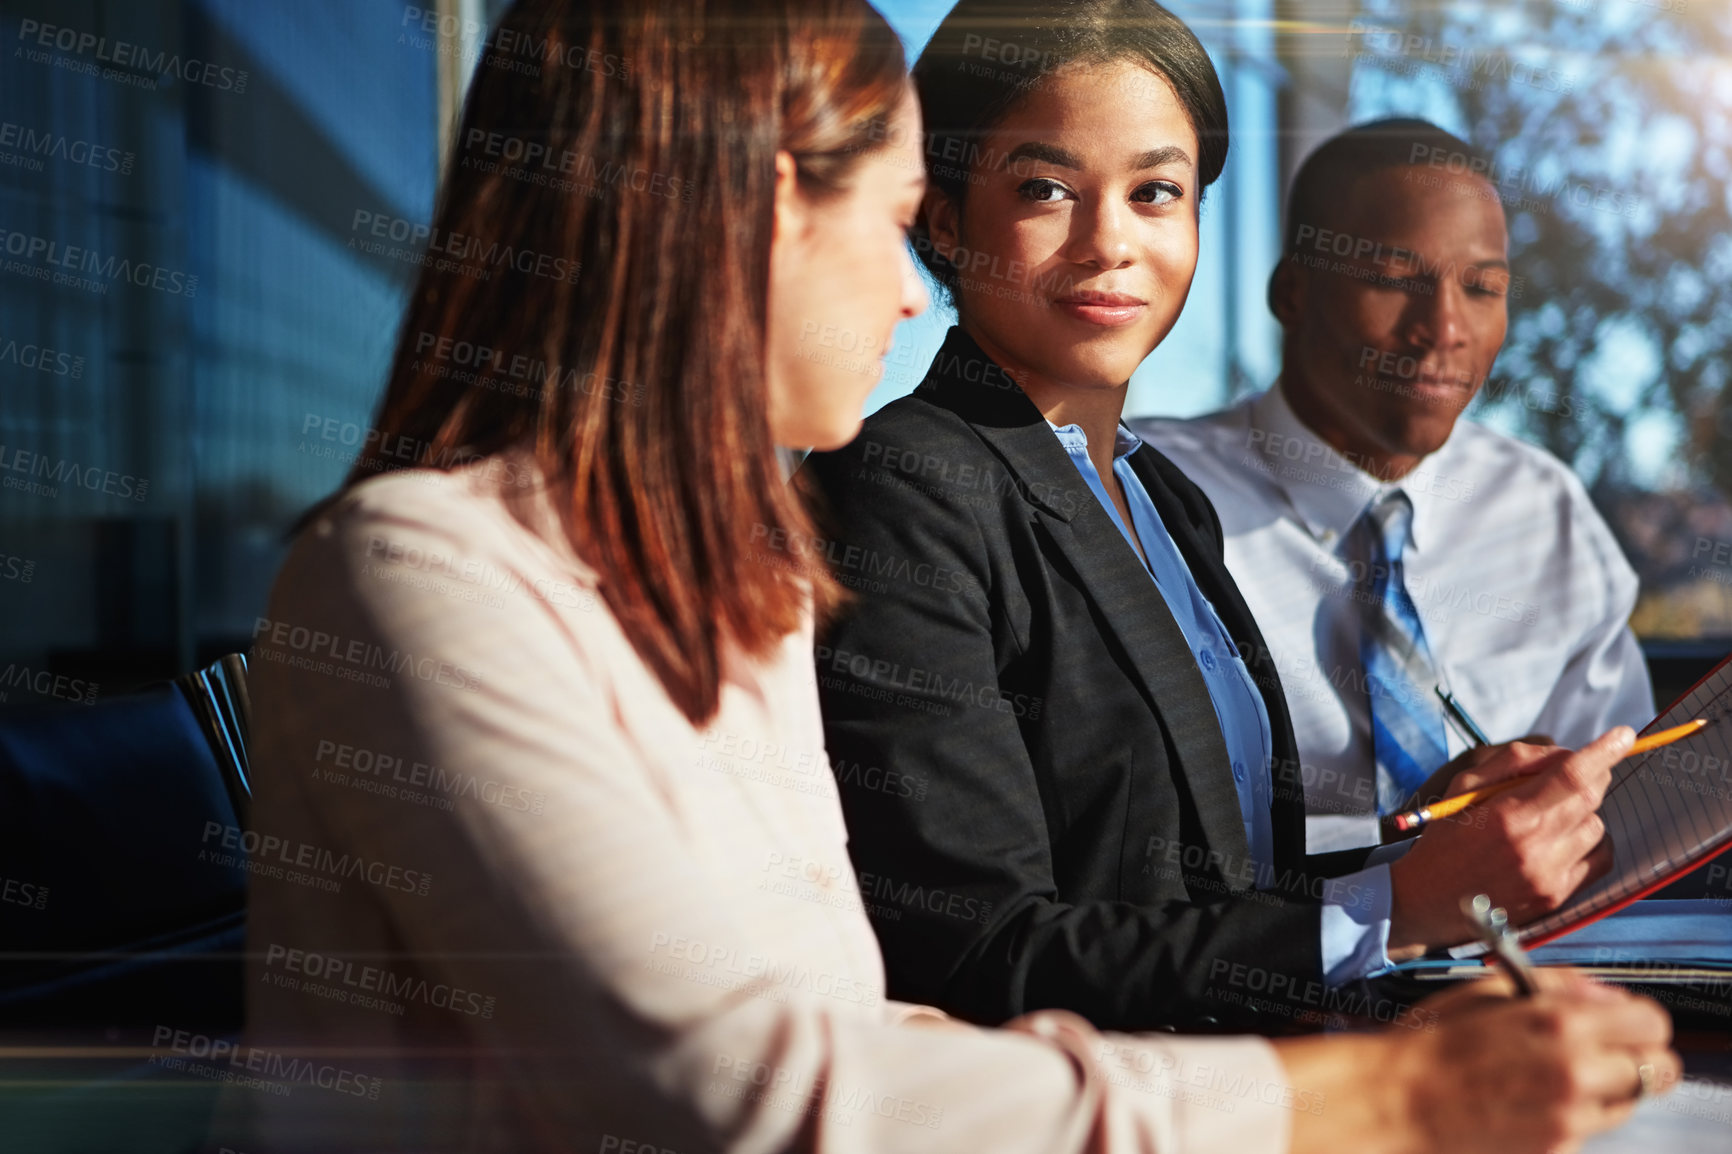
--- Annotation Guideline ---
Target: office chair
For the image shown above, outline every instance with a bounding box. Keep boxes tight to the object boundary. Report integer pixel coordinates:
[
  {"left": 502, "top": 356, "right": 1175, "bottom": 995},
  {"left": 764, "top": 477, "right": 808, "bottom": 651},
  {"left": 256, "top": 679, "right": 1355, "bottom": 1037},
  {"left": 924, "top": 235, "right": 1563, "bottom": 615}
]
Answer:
[
  {"left": 0, "top": 655, "right": 253, "bottom": 1152},
  {"left": 0, "top": 655, "right": 252, "bottom": 1026}
]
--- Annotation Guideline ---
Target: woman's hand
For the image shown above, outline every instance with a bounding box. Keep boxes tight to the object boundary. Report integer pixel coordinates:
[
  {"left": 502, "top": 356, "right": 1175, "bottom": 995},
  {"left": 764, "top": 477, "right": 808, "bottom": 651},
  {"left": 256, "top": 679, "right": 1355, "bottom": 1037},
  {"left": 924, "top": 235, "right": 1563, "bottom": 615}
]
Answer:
[
  {"left": 1386, "top": 728, "right": 1630, "bottom": 954},
  {"left": 1398, "top": 971, "right": 1680, "bottom": 1152},
  {"left": 1385, "top": 736, "right": 1560, "bottom": 842},
  {"left": 1278, "top": 969, "right": 1680, "bottom": 1154}
]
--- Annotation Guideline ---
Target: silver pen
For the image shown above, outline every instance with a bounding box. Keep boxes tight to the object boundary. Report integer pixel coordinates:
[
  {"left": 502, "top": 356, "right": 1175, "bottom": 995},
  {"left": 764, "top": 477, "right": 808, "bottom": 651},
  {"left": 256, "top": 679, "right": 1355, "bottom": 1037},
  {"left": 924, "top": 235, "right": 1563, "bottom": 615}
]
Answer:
[{"left": 1462, "top": 893, "right": 1539, "bottom": 996}]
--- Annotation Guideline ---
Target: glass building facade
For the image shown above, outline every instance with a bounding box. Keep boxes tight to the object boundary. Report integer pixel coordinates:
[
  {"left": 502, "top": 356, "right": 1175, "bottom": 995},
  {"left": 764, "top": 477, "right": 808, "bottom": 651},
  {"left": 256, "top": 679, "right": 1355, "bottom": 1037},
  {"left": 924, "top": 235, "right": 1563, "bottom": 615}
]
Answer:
[
  {"left": 0, "top": 0, "right": 439, "bottom": 695},
  {"left": 1, "top": 0, "right": 1726, "bottom": 702}
]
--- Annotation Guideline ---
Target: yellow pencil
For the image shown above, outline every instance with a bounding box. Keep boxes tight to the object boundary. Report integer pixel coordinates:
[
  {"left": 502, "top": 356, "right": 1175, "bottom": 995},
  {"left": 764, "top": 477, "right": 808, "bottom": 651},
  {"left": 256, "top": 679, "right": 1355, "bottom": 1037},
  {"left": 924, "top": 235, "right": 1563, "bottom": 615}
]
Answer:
[
  {"left": 1628, "top": 718, "right": 1710, "bottom": 757},
  {"left": 1389, "top": 718, "right": 1710, "bottom": 833},
  {"left": 1390, "top": 779, "right": 1523, "bottom": 832}
]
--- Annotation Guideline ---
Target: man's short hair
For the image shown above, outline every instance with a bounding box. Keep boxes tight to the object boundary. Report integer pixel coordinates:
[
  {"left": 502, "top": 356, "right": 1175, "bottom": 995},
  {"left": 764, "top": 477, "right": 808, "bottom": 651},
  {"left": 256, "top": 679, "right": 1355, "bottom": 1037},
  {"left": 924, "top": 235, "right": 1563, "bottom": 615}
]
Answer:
[{"left": 1280, "top": 118, "right": 1495, "bottom": 258}]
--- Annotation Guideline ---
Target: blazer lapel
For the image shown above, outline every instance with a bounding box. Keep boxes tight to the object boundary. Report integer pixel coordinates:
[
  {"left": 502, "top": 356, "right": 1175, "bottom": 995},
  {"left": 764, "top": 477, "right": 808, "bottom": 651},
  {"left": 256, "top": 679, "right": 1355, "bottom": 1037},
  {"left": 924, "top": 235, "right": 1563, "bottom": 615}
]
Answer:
[
  {"left": 1130, "top": 445, "right": 1309, "bottom": 872},
  {"left": 917, "top": 329, "right": 1253, "bottom": 877}
]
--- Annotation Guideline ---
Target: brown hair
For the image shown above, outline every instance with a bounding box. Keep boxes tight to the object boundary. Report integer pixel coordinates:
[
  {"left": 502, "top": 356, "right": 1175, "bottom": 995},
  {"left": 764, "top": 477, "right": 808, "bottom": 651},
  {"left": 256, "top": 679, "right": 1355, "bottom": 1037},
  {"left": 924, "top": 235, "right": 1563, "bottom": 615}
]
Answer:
[{"left": 342, "top": 0, "right": 907, "bottom": 723}]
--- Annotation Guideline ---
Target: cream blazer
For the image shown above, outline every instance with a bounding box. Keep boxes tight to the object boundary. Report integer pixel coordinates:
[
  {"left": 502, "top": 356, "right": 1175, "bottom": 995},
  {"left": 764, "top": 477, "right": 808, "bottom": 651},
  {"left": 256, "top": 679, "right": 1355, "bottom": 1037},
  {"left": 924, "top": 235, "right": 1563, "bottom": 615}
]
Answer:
[{"left": 212, "top": 456, "right": 1296, "bottom": 1153}]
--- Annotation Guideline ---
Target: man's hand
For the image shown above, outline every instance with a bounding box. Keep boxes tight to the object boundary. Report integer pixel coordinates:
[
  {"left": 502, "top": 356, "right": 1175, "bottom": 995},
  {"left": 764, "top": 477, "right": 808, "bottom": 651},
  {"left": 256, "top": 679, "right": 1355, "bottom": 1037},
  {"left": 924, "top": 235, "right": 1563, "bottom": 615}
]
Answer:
[{"left": 1386, "top": 727, "right": 1634, "bottom": 955}]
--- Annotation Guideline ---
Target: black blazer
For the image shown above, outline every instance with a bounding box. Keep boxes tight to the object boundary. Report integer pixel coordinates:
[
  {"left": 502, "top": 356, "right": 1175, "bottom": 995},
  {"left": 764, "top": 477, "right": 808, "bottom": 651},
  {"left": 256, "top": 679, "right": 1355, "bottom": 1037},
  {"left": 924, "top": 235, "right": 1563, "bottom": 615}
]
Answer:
[{"left": 799, "top": 327, "right": 1374, "bottom": 1033}]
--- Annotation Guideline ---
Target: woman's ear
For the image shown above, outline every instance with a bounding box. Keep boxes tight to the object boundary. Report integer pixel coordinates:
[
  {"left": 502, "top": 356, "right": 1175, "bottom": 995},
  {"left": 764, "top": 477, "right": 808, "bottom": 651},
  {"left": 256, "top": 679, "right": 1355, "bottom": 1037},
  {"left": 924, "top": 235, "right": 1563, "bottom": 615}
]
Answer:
[
  {"left": 922, "top": 184, "right": 961, "bottom": 264},
  {"left": 773, "top": 150, "right": 803, "bottom": 245}
]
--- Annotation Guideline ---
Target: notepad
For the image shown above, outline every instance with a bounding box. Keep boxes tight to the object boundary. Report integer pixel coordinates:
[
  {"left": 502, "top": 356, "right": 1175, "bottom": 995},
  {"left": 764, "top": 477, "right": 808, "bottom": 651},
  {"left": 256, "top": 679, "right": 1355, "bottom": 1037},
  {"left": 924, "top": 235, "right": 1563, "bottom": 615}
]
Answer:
[
  {"left": 1524, "top": 900, "right": 1732, "bottom": 965},
  {"left": 1451, "top": 654, "right": 1732, "bottom": 957}
]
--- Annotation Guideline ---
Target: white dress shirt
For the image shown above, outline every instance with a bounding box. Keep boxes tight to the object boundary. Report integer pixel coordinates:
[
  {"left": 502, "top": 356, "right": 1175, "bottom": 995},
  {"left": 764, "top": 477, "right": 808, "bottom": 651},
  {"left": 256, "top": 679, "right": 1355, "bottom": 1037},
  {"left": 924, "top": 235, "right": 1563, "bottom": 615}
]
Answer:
[
  {"left": 1134, "top": 385, "right": 1654, "bottom": 854},
  {"left": 215, "top": 456, "right": 1299, "bottom": 1153}
]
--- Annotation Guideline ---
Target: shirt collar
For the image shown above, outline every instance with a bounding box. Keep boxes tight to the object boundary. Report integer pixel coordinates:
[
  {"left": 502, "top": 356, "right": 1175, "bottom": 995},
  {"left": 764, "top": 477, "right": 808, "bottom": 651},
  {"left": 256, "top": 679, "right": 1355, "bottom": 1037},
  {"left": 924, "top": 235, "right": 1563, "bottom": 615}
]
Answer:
[
  {"left": 1249, "top": 382, "right": 1435, "bottom": 552},
  {"left": 1046, "top": 419, "right": 1143, "bottom": 462}
]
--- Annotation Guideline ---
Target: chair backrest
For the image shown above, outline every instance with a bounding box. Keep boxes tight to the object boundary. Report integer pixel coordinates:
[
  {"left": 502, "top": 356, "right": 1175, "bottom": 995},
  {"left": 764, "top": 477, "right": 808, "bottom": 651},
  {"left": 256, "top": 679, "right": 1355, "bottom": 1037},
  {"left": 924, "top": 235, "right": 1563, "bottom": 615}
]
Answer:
[
  {"left": 176, "top": 653, "right": 252, "bottom": 826},
  {"left": 0, "top": 670, "right": 249, "bottom": 1029}
]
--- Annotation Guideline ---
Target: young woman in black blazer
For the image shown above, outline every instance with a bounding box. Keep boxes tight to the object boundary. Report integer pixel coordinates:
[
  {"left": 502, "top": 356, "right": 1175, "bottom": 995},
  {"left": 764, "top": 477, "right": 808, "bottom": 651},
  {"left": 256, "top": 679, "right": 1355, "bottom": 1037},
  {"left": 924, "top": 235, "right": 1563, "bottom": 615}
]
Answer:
[{"left": 800, "top": 0, "right": 1629, "bottom": 1034}]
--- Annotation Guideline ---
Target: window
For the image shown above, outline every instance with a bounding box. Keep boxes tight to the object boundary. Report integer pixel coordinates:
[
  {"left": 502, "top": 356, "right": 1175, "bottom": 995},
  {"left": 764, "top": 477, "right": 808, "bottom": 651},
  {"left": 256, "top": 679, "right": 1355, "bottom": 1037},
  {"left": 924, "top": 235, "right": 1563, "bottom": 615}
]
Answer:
[
  {"left": 1331, "top": 1, "right": 1730, "bottom": 665},
  {"left": 0, "top": 0, "right": 438, "bottom": 695}
]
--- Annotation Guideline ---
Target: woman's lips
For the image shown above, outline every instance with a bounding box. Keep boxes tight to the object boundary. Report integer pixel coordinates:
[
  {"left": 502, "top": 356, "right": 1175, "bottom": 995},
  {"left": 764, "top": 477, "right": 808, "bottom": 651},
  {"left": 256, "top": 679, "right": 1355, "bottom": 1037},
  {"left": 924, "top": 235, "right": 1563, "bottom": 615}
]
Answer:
[{"left": 1051, "top": 291, "right": 1148, "bottom": 327}]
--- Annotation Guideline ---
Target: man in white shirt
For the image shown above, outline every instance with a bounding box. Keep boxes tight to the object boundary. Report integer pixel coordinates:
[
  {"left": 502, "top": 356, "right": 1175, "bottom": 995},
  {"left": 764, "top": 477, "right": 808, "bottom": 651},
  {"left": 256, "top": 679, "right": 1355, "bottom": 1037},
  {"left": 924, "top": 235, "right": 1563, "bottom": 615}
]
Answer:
[{"left": 1135, "top": 119, "right": 1654, "bottom": 854}]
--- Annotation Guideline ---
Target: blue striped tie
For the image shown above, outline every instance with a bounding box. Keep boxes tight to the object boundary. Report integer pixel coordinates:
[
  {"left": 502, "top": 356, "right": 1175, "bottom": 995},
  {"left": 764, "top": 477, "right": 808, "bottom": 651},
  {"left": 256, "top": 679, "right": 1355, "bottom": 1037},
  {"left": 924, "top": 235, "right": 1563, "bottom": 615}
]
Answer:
[{"left": 1355, "top": 491, "right": 1449, "bottom": 813}]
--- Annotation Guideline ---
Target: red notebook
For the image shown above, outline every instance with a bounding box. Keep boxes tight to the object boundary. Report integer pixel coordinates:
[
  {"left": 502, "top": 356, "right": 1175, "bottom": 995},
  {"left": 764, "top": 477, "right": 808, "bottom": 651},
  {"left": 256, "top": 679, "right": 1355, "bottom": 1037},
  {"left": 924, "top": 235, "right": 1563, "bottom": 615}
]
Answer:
[{"left": 1455, "top": 651, "right": 1732, "bottom": 954}]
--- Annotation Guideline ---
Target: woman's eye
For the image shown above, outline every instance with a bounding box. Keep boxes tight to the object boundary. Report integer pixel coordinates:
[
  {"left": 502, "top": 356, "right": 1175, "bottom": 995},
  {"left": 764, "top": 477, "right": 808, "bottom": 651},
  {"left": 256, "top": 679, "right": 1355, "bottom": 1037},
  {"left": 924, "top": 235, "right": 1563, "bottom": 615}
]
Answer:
[
  {"left": 1017, "top": 178, "right": 1070, "bottom": 203},
  {"left": 1133, "top": 181, "right": 1183, "bottom": 206}
]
